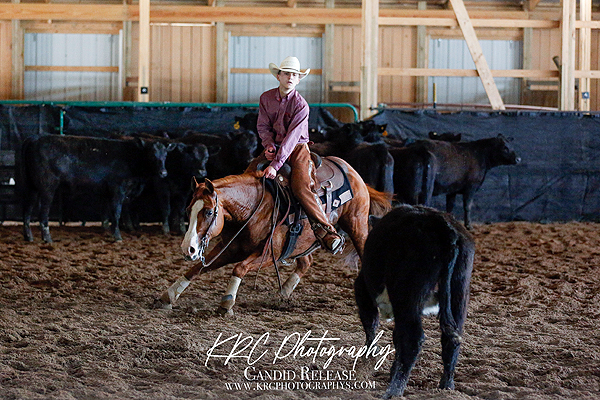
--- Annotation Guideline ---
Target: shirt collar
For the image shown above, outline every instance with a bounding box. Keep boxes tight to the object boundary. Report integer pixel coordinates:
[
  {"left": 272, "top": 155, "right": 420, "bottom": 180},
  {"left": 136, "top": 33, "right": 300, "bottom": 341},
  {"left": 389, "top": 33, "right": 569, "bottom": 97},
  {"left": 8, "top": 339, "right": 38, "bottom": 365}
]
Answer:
[{"left": 276, "top": 88, "right": 296, "bottom": 101}]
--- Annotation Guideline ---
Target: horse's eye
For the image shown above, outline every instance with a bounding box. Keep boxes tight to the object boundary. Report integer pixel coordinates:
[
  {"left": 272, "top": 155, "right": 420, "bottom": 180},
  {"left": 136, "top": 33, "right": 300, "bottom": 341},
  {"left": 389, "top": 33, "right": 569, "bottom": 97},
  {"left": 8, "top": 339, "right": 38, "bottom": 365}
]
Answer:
[{"left": 205, "top": 209, "right": 213, "bottom": 217}]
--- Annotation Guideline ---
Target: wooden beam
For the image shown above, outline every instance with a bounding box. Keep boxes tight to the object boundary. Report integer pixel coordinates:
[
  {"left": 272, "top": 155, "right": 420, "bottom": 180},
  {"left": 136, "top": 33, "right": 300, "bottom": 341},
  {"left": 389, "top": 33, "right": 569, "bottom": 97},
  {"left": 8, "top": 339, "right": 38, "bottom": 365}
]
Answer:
[
  {"left": 137, "top": 0, "right": 149, "bottom": 102},
  {"left": 379, "top": 17, "right": 559, "bottom": 28},
  {"left": 579, "top": 0, "right": 591, "bottom": 111},
  {"left": 575, "top": 21, "right": 600, "bottom": 29},
  {"left": 24, "top": 66, "right": 119, "bottom": 72},
  {"left": 378, "top": 68, "right": 560, "bottom": 78},
  {"left": 0, "top": 4, "right": 566, "bottom": 27},
  {"left": 0, "top": 4, "right": 130, "bottom": 22},
  {"left": 449, "top": 0, "right": 505, "bottom": 110},
  {"left": 361, "top": 0, "right": 378, "bottom": 120},
  {"left": 230, "top": 68, "right": 322, "bottom": 75},
  {"left": 22, "top": 21, "right": 122, "bottom": 34},
  {"left": 560, "top": 0, "right": 575, "bottom": 110}
]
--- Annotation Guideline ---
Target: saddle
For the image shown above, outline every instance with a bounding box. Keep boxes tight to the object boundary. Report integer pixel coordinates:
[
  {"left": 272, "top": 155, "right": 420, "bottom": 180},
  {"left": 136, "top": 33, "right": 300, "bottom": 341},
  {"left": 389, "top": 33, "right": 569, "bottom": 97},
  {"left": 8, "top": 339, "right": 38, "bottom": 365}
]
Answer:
[{"left": 258, "top": 153, "right": 354, "bottom": 260}]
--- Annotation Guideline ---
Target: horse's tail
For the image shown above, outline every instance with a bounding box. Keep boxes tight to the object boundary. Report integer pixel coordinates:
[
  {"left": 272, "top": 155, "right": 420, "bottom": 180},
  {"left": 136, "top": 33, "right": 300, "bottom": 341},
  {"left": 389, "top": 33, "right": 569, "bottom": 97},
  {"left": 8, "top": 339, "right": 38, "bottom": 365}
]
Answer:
[{"left": 367, "top": 186, "right": 393, "bottom": 217}]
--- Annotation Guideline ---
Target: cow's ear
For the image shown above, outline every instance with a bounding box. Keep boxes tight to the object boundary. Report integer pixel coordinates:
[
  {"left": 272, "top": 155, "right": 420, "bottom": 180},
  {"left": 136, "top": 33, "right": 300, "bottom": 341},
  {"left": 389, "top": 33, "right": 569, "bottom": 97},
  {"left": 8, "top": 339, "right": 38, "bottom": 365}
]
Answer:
[{"left": 204, "top": 178, "right": 215, "bottom": 194}]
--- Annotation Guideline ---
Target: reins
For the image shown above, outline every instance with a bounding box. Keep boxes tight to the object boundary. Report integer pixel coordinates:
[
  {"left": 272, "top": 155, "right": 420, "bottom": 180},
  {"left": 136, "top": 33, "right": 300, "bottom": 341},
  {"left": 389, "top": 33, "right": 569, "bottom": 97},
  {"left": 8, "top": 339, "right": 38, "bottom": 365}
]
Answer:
[
  {"left": 197, "top": 174, "right": 289, "bottom": 294},
  {"left": 198, "top": 177, "right": 267, "bottom": 269}
]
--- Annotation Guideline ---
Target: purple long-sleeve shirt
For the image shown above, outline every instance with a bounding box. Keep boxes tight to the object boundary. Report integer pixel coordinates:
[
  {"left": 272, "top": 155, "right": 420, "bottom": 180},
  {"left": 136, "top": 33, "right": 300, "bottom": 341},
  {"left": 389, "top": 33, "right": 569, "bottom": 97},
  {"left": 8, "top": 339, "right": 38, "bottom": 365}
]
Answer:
[{"left": 257, "top": 87, "right": 310, "bottom": 171}]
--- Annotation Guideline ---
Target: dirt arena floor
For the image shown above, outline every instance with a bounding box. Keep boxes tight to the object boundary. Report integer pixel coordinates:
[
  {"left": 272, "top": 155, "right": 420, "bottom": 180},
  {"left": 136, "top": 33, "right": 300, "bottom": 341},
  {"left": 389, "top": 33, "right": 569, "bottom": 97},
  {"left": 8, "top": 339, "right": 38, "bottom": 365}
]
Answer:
[{"left": 1, "top": 220, "right": 599, "bottom": 400}]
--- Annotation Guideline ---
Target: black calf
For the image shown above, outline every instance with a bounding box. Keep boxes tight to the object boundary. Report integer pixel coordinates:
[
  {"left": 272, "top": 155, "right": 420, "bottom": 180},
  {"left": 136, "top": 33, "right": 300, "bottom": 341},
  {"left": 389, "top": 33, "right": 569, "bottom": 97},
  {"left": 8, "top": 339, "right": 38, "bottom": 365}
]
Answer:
[{"left": 355, "top": 205, "right": 475, "bottom": 398}]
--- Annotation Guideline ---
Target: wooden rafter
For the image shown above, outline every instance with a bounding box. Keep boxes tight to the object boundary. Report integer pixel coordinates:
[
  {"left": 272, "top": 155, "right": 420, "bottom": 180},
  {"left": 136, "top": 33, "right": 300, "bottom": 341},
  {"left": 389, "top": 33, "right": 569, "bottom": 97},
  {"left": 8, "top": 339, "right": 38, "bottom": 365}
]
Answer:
[
  {"left": 527, "top": 0, "right": 542, "bottom": 12},
  {"left": 0, "top": 4, "right": 564, "bottom": 26},
  {"left": 449, "top": 0, "right": 505, "bottom": 110}
]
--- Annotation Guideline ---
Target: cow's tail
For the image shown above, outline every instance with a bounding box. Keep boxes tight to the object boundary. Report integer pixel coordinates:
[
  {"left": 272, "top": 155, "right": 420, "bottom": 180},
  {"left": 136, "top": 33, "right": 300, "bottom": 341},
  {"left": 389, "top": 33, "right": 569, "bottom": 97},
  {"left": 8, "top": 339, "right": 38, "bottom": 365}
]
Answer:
[
  {"left": 438, "top": 225, "right": 462, "bottom": 345},
  {"left": 367, "top": 186, "right": 393, "bottom": 217}
]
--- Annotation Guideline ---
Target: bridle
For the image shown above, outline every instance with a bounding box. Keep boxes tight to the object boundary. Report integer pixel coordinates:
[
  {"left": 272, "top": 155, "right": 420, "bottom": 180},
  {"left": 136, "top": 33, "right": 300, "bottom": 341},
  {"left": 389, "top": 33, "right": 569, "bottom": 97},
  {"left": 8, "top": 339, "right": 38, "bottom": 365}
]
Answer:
[
  {"left": 196, "top": 191, "right": 219, "bottom": 266},
  {"left": 195, "top": 178, "right": 267, "bottom": 269}
]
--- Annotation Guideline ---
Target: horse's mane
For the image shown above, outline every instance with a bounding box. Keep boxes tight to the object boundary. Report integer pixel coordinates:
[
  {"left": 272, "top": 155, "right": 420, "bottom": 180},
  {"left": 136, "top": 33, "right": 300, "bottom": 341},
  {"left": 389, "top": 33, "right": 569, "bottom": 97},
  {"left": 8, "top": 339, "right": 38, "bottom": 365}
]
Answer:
[{"left": 214, "top": 171, "right": 262, "bottom": 189}]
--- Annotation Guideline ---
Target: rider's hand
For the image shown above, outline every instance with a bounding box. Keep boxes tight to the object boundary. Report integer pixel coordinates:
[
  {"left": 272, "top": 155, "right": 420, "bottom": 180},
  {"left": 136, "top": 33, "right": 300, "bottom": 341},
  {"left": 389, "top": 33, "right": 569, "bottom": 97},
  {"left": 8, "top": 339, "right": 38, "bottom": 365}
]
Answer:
[
  {"left": 265, "top": 145, "right": 276, "bottom": 161},
  {"left": 264, "top": 166, "right": 277, "bottom": 179}
]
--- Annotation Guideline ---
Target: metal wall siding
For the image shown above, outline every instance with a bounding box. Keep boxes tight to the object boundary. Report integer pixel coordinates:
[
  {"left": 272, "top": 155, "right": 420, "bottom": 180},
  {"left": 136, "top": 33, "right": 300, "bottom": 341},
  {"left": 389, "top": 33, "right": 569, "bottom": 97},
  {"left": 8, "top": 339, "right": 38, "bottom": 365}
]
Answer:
[
  {"left": 24, "top": 33, "right": 119, "bottom": 101},
  {"left": 229, "top": 35, "right": 323, "bottom": 103},
  {"left": 429, "top": 38, "right": 522, "bottom": 105}
]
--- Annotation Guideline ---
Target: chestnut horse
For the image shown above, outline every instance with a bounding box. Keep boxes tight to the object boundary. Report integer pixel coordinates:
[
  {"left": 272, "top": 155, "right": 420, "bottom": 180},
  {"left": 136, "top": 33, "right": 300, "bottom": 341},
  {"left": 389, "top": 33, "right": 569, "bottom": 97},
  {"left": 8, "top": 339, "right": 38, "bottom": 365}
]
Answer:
[{"left": 156, "top": 157, "right": 392, "bottom": 314}]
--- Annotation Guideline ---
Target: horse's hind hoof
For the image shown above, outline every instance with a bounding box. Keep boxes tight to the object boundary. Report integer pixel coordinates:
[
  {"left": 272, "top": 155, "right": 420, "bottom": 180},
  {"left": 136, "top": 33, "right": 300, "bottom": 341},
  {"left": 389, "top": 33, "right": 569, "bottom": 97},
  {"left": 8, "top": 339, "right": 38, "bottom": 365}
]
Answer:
[
  {"left": 217, "top": 306, "right": 234, "bottom": 316},
  {"left": 152, "top": 298, "right": 172, "bottom": 310}
]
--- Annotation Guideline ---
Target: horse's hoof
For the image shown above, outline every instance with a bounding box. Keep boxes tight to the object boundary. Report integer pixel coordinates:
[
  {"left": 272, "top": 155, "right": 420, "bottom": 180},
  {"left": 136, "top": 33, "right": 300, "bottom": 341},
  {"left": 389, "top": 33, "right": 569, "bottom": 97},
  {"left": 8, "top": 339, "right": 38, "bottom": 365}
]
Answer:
[
  {"left": 280, "top": 289, "right": 293, "bottom": 300},
  {"left": 152, "top": 298, "right": 172, "bottom": 310},
  {"left": 220, "top": 294, "right": 235, "bottom": 310},
  {"left": 217, "top": 306, "right": 234, "bottom": 316}
]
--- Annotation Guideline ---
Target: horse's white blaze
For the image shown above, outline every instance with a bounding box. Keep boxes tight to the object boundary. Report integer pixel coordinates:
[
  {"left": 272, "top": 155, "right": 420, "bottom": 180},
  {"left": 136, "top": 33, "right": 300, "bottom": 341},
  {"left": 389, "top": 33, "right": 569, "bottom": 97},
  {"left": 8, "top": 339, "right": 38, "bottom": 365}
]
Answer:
[
  {"left": 181, "top": 200, "right": 204, "bottom": 260},
  {"left": 376, "top": 287, "right": 394, "bottom": 322}
]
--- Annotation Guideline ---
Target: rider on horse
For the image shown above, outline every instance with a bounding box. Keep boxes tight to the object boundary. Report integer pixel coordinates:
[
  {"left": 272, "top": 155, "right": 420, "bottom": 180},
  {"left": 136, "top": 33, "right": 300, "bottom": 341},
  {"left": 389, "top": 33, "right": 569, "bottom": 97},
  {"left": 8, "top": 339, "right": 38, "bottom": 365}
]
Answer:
[{"left": 249, "top": 56, "right": 344, "bottom": 254}]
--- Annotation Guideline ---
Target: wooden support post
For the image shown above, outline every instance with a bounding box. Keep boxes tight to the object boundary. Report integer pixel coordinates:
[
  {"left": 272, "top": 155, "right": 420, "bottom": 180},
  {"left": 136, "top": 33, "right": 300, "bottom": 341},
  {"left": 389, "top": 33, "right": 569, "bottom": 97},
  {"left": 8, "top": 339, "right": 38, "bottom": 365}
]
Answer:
[
  {"left": 323, "top": 0, "right": 334, "bottom": 103},
  {"left": 360, "top": 0, "right": 378, "bottom": 120},
  {"left": 11, "top": 0, "right": 23, "bottom": 100},
  {"left": 449, "top": 0, "right": 505, "bottom": 110},
  {"left": 416, "top": 1, "right": 428, "bottom": 104},
  {"left": 137, "top": 0, "right": 149, "bottom": 102},
  {"left": 579, "top": 0, "right": 591, "bottom": 111},
  {"left": 522, "top": 27, "right": 532, "bottom": 104},
  {"left": 560, "top": 0, "right": 575, "bottom": 110}
]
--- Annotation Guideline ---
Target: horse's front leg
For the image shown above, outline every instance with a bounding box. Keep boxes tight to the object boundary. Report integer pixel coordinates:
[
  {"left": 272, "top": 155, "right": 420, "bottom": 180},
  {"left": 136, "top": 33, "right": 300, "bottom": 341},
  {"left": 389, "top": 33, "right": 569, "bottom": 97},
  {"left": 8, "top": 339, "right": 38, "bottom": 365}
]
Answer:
[
  {"left": 156, "top": 240, "right": 236, "bottom": 309},
  {"left": 218, "top": 251, "right": 266, "bottom": 315},
  {"left": 280, "top": 254, "right": 313, "bottom": 299}
]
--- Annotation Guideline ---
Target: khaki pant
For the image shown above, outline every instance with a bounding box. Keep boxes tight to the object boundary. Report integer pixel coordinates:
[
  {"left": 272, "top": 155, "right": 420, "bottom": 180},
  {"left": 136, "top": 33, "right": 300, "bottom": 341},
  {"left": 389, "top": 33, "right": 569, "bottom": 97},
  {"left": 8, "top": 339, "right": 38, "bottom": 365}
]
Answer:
[{"left": 247, "top": 143, "right": 337, "bottom": 235}]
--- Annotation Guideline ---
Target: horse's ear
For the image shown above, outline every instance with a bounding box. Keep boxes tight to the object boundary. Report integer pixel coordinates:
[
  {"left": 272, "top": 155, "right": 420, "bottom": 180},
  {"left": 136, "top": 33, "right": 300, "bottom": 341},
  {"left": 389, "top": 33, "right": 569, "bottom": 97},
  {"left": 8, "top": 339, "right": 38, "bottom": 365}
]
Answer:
[
  {"left": 204, "top": 178, "right": 215, "bottom": 194},
  {"left": 191, "top": 176, "right": 200, "bottom": 191}
]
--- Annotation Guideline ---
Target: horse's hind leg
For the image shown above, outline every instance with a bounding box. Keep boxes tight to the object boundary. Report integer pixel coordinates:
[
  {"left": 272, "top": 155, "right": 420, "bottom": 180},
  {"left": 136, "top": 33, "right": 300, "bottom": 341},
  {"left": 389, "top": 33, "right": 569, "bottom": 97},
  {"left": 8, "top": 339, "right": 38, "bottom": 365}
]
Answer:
[{"left": 280, "top": 254, "right": 312, "bottom": 299}]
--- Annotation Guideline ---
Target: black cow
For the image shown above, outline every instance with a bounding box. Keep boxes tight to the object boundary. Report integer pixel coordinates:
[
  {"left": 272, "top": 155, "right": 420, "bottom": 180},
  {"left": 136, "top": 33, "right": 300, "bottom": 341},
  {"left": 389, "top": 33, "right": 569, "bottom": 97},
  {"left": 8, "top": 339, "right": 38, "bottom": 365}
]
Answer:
[
  {"left": 429, "top": 131, "right": 462, "bottom": 142},
  {"left": 21, "top": 135, "right": 171, "bottom": 242},
  {"left": 177, "top": 130, "right": 258, "bottom": 179},
  {"left": 355, "top": 205, "right": 475, "bottom": 398},
  {"left": 389, "top": 145, "right": 435, "bottom": 205},
  {"left": 234, "top": 112, "right": 258, "bottom": 133},
  {"left": 395, "top": 135, "right": 520, "bottom": 229},
  {"left": 146, "top": 142, "right": 210, "bottom": 235},
  {"left": 311, "top": 121, "right": 395, "bottom": 194}
]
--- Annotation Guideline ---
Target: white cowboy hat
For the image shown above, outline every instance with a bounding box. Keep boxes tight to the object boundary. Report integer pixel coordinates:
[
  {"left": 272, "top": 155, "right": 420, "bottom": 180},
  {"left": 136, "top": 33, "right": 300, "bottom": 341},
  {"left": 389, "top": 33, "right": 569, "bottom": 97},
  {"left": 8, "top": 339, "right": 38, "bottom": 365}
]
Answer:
[{"left": 269, "top": 56, "right": 310, "bottom": 80}]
